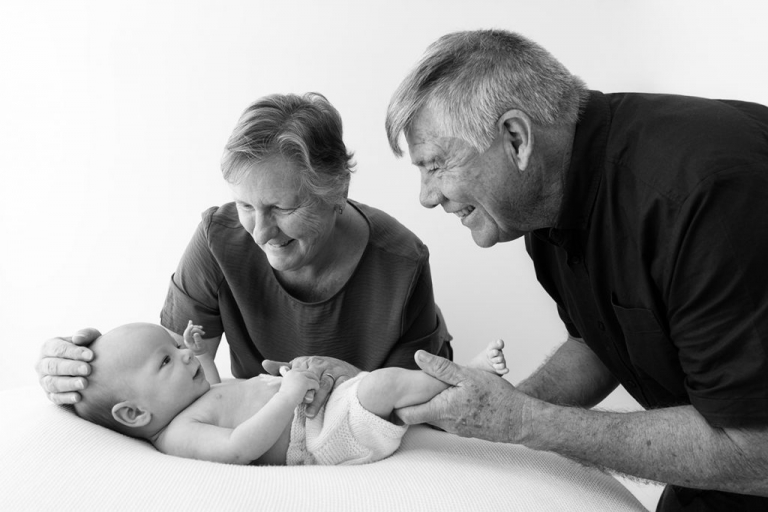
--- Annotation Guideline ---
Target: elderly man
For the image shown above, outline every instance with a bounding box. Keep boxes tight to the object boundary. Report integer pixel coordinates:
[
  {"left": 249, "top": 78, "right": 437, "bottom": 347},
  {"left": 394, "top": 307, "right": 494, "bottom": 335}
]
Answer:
[{"left": 387, "top": 29, "right": 768, "bottom": 511}]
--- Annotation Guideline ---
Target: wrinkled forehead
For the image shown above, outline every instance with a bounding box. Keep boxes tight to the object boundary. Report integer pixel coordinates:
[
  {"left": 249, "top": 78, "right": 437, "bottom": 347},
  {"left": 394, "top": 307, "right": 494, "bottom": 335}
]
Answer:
[
  {"left": 405, "top": 103, "right": 479, "bottom": 162},
  {"left": 227, "top": 159, "right": 307, "bottom": 205},
  {"left": 404, "top": 103, "right": 449, "bottom": 142},
  {"left": 406, "top": 127, "right": 477, "bottom": 170}
]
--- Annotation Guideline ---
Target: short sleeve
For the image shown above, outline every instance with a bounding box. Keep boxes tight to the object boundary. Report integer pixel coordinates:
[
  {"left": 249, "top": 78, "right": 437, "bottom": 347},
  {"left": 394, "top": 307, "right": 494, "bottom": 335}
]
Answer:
[
  {"left": 160, "top": 209, "right": 225, "bottom": 337},
  {"left": 383, "top": 258, "right": 453, "bottom": 369},
  {"left": 667, "top": 168, "right": 768, "bottom": 427},
  {"left": 557, "top": 304, "right": 581, "bottom": 339}
]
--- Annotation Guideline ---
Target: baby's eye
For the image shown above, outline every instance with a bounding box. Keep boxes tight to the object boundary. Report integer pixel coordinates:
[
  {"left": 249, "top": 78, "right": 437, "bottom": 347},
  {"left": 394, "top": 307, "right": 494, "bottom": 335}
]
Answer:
[{"left": 161, "top": 355, "right": 171, "bottom": 368}]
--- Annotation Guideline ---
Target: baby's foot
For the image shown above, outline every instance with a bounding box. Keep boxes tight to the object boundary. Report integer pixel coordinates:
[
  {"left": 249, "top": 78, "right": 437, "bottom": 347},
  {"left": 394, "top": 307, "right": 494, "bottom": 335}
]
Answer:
[{"left": 467, "top": 339, "right": 508, "bottom": 376}]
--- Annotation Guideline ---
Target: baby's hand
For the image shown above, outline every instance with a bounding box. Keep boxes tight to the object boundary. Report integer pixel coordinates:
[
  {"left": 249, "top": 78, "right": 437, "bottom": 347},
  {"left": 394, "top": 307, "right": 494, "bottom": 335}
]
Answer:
[
  {"left": 278, "top": 367, "right": 320, "bottom": 405},
  {"left": 183, "top": 320, "right": 208, "bottom": 356}
]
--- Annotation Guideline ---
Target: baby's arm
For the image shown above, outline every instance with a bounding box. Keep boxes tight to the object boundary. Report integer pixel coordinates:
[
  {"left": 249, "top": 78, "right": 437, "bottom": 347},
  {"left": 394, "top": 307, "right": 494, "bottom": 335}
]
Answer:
[
  {"left": 157, "top": 369, "right": 319, "bottom": 464},
  {"left": 183, "top": 321, "right": 221, "bottom": 385}
]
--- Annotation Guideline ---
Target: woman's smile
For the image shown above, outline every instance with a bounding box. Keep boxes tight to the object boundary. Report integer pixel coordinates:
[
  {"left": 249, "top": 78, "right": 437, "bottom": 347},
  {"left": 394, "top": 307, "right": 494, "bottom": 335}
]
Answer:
[{"left": 266, "top": 239, "right": 295, "bottom": 249}]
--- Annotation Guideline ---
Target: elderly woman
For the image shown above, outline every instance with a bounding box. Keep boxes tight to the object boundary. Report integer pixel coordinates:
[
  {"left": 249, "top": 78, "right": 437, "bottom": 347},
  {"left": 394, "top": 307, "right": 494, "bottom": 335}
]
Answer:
[{"left": 37, "top": 92, "right": 452, "bottom": 416}]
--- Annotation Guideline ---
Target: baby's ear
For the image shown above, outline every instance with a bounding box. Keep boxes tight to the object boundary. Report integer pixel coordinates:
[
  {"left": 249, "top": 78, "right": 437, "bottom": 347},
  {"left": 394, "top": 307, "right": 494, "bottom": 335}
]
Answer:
[{"left": 112, "top": 401, "right": 152, "bottom": 428}]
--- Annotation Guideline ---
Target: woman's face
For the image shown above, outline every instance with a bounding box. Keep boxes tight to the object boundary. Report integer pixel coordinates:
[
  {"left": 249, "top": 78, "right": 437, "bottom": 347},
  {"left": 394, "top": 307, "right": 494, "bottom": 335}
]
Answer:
[{"left": 228, "top": 156, "right": 338, "bottom": 273}]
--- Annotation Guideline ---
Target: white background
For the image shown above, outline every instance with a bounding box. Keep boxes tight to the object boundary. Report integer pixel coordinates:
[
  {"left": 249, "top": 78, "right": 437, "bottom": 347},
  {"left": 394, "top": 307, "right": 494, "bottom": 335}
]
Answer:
[
  {"left": 2, "top": 2, "right": 767, "bottom": 506},
  {"left": 4, "top": 0, "right": 768, "bottom": 397}
]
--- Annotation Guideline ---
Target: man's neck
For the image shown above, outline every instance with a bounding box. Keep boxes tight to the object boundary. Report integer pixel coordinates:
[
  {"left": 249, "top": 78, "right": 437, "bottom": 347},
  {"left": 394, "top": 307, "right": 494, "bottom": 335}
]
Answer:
[{"left": 532, "top": 121, "right": 576, "bottom": 229}]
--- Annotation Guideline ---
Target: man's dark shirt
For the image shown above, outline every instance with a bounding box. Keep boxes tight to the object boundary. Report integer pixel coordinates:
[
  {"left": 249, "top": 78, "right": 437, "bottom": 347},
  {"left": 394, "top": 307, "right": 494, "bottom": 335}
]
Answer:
[{"left": 526, "top": 91, "right": 768, "bottom": 511}]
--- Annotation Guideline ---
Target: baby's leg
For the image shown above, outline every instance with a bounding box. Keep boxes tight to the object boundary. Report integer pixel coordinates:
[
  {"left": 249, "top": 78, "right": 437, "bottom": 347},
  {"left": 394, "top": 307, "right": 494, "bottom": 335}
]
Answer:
[
  {"left": 467, "top": 339, "right": 509, "bottom": 375},
  {"left": 357, "top": 368, "right": 448, "bottom": 420}
]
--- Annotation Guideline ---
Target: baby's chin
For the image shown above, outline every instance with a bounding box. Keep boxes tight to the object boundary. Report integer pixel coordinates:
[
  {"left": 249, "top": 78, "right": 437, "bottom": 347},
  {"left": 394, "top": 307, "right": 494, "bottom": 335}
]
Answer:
[
  {"left": 188, "top": 382, "right": 211, "bottom": 404},
  {"left": 168, "top": 383, "right": 211, "bottom": 416}
]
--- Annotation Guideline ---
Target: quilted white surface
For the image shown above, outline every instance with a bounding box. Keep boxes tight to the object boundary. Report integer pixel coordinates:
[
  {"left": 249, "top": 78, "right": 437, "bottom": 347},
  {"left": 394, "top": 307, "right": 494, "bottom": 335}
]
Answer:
[{"left": 0, "top": 386, "right": 646, "bottom": 511}]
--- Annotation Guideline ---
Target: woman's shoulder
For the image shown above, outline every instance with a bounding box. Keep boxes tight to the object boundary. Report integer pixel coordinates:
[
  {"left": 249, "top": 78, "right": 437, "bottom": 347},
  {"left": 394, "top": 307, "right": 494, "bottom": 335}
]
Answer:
[
  {"left": 200, "top": 202, "right": 242, "bottom": 230},
  {"left": 350, "top": 200, "right": 429, "bottom": 263},
  {"left": 195, "top": 203, "right": 255, "bottom": 256}
]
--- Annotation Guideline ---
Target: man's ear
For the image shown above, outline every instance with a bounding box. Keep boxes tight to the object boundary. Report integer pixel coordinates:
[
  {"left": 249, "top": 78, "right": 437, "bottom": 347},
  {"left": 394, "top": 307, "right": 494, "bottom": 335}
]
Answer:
[
  {"left": 112, "top": 401, "right": 152, "bottom": 428},
  {"left": 498, "top": 109, "right": 533, "bottom": 171}
]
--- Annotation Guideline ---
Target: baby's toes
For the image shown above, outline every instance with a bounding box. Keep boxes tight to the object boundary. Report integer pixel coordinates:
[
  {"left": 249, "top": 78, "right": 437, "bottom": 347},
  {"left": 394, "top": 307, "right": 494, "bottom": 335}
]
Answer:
[
  {"left": 491, "top": 355, "right": 508, "bottom": 372},
  {"left": 493, "top": 363, "right": 509, "bottom": 375},
  {"left": 487, "top": 338, "right": 504, "bottom": 351}
]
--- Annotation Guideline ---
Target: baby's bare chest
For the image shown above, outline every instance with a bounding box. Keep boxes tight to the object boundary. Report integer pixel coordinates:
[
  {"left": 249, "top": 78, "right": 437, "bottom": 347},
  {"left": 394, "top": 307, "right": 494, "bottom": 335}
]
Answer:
[{"left": 184, "top": 375, "right": 283, "bottom": 428}]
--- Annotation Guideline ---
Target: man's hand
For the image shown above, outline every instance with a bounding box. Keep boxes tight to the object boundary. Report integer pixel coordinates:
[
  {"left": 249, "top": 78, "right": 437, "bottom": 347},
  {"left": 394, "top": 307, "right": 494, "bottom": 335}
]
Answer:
[
  {"left": 396, "top": 350, "right": 529, "bottom": 443},
  {"left": 262, "top": 356, "right": 361, "bottom": 418},
  {"left": 36, "top": 328, "right": 101, "bottom": 405}
]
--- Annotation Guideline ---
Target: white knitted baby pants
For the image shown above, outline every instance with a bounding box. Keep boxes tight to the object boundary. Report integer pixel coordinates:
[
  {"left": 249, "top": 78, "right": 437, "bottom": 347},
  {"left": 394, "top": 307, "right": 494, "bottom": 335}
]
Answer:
[{"left": 286, "top": 372, "right": 408, "bottom": 465}]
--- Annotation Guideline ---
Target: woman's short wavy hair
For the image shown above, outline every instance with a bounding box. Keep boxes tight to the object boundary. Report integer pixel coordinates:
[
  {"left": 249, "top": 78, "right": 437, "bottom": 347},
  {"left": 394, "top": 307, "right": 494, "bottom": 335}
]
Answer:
[
  {"left": 386, "top": 29, "right": 589, "bottom": 156},
  {"left": 222, "top": 92, "right": 355, "bottom": 206}
]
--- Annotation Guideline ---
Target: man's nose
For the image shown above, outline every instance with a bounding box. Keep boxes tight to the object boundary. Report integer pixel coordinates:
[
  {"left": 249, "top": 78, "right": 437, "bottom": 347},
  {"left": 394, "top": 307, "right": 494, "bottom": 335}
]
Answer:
[{"left": 419, "top": 172, "right": 442, "bottom": 209}]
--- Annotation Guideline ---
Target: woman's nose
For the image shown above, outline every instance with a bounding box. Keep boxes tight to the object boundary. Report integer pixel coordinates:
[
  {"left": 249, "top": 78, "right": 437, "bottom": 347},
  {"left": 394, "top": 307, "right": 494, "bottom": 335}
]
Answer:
[
  {"left": 419, "top": 172, "right": 442, "bottom": 209},
  {"left": 251, "top": 211, "right": 278, "bottom": 245}
]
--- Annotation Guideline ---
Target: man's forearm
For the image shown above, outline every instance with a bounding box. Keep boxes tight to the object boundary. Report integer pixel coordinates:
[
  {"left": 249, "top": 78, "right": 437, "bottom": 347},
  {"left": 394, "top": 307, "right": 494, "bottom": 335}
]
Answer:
[
  {"left": 519, "top": 400, "right": 768, "bottom": 496},
  {"left": 517, "top": 336, "right": 618, "bottom": 408}
]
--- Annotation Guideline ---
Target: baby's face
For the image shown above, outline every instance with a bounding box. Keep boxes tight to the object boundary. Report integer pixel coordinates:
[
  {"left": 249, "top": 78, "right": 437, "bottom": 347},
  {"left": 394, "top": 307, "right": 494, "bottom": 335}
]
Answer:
[{"left": 101, "top": 323, "right": 211, "bottom": 425}]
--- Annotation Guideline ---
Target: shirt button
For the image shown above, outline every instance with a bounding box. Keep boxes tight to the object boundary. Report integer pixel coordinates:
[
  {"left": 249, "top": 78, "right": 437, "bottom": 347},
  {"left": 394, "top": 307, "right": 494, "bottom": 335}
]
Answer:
[
  {"left": 570, "top": 256, "right": 582, "bottom": 265},
  {"left": 597, "top": 321, "right": 605, "bottom": 331}
]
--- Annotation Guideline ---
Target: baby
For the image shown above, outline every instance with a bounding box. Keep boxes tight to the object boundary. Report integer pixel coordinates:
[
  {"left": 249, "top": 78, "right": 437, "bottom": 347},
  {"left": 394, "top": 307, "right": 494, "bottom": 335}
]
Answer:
[{"left": 74, "top": 322, "right": 508, "bottom": 465}]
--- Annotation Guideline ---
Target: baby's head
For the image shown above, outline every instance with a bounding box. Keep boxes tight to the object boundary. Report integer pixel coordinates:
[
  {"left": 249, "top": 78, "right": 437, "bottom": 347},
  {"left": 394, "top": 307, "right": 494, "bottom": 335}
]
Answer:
[{"left": 74, "top": 323, "right": 210, "bottom": 439}]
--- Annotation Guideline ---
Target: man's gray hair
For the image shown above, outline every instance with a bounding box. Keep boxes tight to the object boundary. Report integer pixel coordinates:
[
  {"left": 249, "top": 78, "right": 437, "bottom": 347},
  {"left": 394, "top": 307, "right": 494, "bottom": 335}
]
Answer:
[{"left": 386, "top": 30, "right": 589, "bottom": 156}]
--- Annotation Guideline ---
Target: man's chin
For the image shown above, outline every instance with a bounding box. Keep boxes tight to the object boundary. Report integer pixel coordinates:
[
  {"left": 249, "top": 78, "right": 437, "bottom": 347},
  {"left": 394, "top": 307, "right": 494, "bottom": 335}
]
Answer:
[
  {"left": 471, "top": 228, "right": 522, "bottom": 248},
  {"left": 471, "top": 230, "right": 498, "bottom": 248}
]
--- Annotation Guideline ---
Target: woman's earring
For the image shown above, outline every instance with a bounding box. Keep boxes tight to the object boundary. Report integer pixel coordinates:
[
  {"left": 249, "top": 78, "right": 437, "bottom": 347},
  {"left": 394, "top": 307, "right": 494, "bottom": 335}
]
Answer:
[{"left": 337, "top": 203, "right": 345, "bottom": 215}]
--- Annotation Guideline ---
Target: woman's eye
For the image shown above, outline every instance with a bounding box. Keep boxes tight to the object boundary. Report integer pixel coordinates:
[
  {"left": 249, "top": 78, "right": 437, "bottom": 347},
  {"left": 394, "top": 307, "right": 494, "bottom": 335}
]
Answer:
[{"left": 237, "top": 203, "right": 253, "bottom": 211}]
